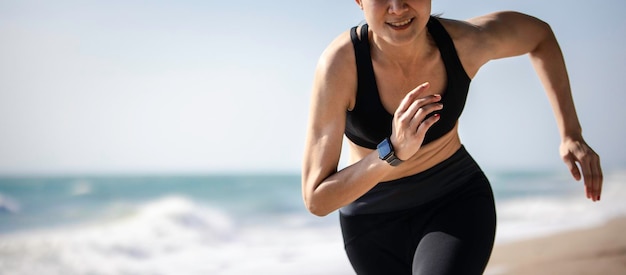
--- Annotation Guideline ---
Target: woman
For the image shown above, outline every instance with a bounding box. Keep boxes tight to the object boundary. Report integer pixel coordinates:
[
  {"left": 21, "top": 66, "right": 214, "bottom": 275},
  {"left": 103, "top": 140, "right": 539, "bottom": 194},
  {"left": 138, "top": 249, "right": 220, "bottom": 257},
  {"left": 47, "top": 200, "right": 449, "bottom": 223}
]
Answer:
[{"left": 301, "top": 0, "right": 603, "bottom": 274}]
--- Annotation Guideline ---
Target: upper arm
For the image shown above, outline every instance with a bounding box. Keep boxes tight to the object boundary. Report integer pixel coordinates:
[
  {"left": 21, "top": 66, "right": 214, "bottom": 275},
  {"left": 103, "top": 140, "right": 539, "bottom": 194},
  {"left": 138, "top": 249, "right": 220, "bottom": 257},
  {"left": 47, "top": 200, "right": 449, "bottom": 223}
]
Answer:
[
  {"left": 465, "top": 11, "right": 554, "bottom": 64},
  {"left": 301, "top": 31, "right": 356, "bottom": 199}
]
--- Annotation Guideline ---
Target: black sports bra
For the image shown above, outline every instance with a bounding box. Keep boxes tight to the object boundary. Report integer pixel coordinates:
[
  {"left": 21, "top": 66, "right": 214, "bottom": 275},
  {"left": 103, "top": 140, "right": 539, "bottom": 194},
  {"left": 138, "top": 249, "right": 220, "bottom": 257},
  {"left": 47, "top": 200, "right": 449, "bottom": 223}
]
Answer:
[{"left": 345, "top": 16, "right": 471, "bottom": 149}]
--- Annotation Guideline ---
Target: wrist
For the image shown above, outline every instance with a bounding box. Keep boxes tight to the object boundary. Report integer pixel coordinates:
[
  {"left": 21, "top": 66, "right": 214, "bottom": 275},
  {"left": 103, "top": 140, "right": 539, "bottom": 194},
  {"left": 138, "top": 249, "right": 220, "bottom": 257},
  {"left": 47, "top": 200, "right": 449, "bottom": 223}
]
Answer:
[
  {"left": 377, "top": 138, "right": 404, "bottom": 167},
  {"left": 561, "top": 131, "right": 583, "bottom": 143}
]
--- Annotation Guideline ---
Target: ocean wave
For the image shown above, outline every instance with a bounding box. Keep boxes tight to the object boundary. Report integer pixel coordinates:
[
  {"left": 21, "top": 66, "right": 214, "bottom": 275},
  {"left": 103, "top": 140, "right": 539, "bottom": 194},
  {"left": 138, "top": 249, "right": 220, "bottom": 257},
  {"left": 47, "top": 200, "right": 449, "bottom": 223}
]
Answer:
[
  {"left": 0, "top": 195, "right": 352, "bottom": 275},
  {"left": 495, "top": 172, "right": 626, "bottom": 243},
  {"left": 69, "top": 179, "right": 93, "bottom": 196},
  {"left": 1, "top": 171, "right": 624, "bottom": 274},
  {"left": 0, "top": 193, "right": 20, "bottom": 214}
]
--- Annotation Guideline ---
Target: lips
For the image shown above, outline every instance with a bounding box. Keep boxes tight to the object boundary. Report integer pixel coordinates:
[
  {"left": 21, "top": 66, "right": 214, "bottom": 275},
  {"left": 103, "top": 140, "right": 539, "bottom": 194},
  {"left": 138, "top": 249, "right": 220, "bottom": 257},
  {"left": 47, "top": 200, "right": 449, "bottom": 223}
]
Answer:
[
  {"left": 386, "top": 18, "right": 414, "bottom": 28},
  {"left": 388, "top": 18, "right": 413, "bottom": 27}
]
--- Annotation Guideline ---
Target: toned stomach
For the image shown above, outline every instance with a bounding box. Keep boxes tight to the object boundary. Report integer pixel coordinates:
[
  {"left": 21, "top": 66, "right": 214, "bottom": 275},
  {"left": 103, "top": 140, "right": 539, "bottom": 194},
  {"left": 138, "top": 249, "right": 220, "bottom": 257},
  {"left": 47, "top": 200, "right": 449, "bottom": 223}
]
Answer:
[{"left": 348, "top": 123, "right": 462, "bottom": 182}]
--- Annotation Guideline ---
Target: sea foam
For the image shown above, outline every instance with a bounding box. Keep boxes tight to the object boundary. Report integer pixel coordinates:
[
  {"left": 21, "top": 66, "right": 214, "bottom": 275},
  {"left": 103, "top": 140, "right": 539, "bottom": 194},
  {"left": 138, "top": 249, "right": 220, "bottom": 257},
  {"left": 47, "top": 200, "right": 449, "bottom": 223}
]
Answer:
[
  {"left": 0, "top": 196, "right": 352, "bottom": 275},
  {"left": 0, "top": 193, "right": 20, "bottom": 214},
  {"left": 1, "top": 170, "right": 625, "bottom": 274},
  {"left": 494, "top": 170, "right": 626, "bottom": 243}
]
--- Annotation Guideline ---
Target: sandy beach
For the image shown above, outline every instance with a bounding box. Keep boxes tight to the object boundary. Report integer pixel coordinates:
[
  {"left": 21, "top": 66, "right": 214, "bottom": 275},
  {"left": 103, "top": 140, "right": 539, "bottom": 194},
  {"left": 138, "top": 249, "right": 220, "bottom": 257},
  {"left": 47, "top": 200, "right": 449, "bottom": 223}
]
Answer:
[{"left": 485, "top": 216, "right": 626, "bottom": 275}]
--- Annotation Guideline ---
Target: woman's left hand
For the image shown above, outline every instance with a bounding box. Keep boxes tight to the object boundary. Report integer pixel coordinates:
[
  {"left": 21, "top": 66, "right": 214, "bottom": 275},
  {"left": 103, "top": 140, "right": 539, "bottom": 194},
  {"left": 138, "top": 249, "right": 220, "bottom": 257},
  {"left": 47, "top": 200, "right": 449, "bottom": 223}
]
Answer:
[{"left": 560, "top": 137, "right": 603, "bottom": 201}]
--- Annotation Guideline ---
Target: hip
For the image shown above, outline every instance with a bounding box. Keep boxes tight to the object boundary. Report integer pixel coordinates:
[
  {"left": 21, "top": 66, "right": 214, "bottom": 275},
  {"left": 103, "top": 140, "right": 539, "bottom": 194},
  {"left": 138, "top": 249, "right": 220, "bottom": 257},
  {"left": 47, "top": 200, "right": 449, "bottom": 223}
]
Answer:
[{"left": 340, "top": 145, "right": 492, "bottom": 216}]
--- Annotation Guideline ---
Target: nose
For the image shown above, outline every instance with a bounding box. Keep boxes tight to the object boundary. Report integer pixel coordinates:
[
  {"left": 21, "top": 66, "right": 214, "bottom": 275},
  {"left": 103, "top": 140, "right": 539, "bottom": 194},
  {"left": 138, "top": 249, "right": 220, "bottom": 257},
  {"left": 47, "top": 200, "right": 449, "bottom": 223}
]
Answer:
[{"left": 388, "top": 0, "right": 408, "bottom": 14}]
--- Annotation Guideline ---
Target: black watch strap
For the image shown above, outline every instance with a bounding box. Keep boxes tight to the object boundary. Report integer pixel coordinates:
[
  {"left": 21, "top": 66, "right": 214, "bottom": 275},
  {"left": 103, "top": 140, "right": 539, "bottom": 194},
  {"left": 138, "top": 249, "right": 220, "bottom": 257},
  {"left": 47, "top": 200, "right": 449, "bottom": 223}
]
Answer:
[{"left": 387, "top": 155, "right": 404, "bottom": 166}]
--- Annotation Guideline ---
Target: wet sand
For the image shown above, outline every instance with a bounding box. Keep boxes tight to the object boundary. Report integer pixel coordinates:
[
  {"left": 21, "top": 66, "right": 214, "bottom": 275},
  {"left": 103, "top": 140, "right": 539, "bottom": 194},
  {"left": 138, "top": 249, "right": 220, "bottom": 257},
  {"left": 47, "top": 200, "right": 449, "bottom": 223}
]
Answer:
[{"left": 485, "top": 217, "right": 626, "bottom": 275}]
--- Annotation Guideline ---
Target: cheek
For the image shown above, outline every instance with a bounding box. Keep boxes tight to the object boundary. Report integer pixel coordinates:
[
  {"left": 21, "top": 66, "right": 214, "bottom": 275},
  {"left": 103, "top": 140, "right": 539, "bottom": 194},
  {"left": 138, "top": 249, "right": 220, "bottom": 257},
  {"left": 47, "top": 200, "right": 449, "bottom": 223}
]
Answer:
[
  {"left": 361, "top": 4, "right": 387, "bottom": 21},
  {"left": 361, "top": 0, "right": 387, "bottom": 12}
]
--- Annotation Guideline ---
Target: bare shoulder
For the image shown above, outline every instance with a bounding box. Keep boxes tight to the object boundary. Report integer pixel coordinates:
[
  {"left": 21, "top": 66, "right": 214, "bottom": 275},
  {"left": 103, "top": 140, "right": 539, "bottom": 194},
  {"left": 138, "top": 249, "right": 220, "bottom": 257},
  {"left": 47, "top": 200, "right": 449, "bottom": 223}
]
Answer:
[
  {"left": 314, "top": 28, "right": 358, "bottom": 110},
  {"left": 318, "top": 29, "right": 355, "bottom": 69},
  {"left": 436, "top": 17, "right": 487, "bottom": 78},
  {"left": 440, "top": 11, "right": 544, "bottom": 38},
  {"left": 436, "top": 16, "right": 487, "bottom": 49},
  {"left": 437, "top": 12, "right": 552, "bottom": 76}
]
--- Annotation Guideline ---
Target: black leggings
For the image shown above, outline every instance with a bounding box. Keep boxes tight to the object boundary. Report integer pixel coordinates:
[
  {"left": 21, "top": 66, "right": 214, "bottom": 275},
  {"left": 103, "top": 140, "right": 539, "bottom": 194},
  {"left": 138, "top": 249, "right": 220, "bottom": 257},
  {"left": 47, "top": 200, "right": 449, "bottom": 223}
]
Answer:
[{"left": 339, "top": 166, "right": 496, "bottom": 274}]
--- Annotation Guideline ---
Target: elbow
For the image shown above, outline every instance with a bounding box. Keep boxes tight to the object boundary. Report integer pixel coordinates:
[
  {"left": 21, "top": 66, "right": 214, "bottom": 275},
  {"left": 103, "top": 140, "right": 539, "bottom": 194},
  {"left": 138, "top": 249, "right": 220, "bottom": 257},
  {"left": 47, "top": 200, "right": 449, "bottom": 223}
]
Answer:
[
  {"left": 302, "top": 170, "right": 341, "bottom": 217},
  {"left": 537, "top": 18, "right": 554, "bottom": 41},
  {"left": 304, "top": 197, "right": 332, "bottom": 217},
  {"left": 302, "top": 175, "right": 335, "bottom": 217},
  {"left": 529, "top": 15, "right": 556, "bottom": 51}
]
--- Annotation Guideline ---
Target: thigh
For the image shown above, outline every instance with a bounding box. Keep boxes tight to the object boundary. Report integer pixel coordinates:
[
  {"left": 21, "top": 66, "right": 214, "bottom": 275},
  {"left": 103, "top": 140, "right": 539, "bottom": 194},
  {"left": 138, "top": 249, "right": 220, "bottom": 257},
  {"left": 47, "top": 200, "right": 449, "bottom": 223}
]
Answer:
[
  {"left": 412, "top": 178, "right": 497, "bottom": 275},
  {"left": 340, "top": 211, "right": 415, "bottom": 275}
]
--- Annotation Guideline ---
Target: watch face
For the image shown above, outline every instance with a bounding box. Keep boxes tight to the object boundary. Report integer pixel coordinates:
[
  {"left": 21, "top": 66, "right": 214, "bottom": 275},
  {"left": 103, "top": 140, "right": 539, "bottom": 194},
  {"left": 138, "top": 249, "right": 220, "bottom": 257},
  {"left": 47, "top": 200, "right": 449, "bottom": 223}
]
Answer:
[{"left": 377, "top": 138, "right": 392, "bottom": 159}]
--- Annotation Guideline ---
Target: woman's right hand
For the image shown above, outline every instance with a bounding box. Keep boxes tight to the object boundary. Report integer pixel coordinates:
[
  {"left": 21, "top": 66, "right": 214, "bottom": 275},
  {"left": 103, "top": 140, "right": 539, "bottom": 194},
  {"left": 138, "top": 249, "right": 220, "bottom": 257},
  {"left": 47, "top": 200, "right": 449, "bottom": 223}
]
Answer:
[{"left": 390, "top": 82, "right": 443, "bottom": 161}]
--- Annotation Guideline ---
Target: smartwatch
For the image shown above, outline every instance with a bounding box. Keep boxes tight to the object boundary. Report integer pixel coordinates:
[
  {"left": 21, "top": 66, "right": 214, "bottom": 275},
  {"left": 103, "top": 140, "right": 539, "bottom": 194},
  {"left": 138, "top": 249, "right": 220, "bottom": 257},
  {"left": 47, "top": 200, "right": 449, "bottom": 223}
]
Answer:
[{"left": 377, "top": 138, "right": 403, "bottom": 167}]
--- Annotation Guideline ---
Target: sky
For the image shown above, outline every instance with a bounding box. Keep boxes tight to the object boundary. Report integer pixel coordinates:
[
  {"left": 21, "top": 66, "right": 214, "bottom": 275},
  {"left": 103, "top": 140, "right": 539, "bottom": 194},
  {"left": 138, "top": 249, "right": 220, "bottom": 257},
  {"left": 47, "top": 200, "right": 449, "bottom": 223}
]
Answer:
[{"left": 1, "top": 0, "right": 625, "bottom": 175}]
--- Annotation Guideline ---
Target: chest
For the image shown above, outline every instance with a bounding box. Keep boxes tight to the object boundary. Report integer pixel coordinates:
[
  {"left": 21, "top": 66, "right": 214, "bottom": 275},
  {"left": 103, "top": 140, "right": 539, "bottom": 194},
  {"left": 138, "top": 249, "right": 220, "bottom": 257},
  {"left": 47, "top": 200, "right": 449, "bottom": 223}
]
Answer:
[{"left": 372, "top": 57, "right": 447, "bottom": 115}]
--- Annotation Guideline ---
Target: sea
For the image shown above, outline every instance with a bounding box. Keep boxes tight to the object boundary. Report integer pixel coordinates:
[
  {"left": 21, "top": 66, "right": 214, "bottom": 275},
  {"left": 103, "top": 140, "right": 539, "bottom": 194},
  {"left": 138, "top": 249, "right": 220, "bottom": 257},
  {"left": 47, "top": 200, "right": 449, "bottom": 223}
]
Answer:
[{"left": 1, "top": 169, "right": 625, "bottom": 275}]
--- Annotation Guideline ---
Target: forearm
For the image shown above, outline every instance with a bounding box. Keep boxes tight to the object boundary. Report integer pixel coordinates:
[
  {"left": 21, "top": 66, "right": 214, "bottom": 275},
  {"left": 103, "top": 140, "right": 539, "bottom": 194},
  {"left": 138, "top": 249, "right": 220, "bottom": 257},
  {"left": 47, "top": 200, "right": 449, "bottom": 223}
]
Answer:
[
  {"left": 529, "top": 29, "right": 582, "bottom": 141},
  {"left": 303, "top": 151, "right": 393, "bottom": 217}
]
